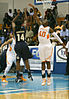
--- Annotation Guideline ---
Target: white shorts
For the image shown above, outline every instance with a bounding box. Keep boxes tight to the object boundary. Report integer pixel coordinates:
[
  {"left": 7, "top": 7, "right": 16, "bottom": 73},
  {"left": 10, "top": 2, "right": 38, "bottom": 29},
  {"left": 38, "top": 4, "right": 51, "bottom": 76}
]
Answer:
[
  {"left": 39, "top": 44, "right": 53, "bottom": 62},
  {"left": 6, "top": 52, "right": 16, "bottom": 67}
]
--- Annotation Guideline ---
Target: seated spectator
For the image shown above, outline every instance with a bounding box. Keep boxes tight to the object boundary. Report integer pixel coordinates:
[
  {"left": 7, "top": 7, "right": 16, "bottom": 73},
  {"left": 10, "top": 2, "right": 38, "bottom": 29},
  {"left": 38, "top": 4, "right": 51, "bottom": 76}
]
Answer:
[
  {"left": 65, "top": 14, "right": 69, "bottom": 21},
  {"left": 26, "top": 26, "right": 34, "bottom": 45},
  {"left": 66, "top": 21, "right": 69, "bottom": 41},
  {"left": 60, "top": 25, "right": 69, "bottom": 44}
]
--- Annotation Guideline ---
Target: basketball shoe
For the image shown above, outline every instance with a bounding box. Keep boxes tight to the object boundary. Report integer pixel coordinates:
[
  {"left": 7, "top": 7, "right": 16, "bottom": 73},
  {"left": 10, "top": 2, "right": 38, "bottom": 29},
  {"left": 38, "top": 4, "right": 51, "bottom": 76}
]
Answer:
[{"left": 41, "top": 78, "right": 46, "bottom": 86}]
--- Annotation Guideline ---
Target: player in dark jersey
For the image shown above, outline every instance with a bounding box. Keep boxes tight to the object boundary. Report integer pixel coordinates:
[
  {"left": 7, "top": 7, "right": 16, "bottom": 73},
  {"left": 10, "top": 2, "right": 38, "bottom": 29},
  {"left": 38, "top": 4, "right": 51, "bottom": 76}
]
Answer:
[{"left": 12, "top": 9, "right": 33, "bottom": 82}]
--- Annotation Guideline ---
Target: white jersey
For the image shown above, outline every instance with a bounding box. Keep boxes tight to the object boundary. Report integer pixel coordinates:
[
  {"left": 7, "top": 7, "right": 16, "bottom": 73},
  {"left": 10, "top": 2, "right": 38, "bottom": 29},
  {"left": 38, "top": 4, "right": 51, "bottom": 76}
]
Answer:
[
  {"left": 38, "top": 25, "right": 53, "bottom": 62},
  {"left": 7, "top": 38, "right": 16, "bottom": 56},
  {"left": 38, "top": 25, "right": 51, "bottom": 45}
]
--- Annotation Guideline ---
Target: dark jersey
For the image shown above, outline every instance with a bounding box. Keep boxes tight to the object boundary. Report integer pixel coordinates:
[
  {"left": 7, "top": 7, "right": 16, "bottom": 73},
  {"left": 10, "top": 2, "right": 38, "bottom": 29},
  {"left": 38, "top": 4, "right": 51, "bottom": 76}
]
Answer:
[{"left": 15, "top": 28, "right": 26, "bottom": 43}]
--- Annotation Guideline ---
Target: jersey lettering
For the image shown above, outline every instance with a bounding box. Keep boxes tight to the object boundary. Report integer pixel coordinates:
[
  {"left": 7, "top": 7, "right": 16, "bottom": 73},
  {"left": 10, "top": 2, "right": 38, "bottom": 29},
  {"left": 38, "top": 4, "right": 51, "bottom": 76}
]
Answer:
[
  {"left": 39, "top": 30, "right": 49, "bottom": 39},
  {"left": 17, "top": 34, "right": 24, "bottom": 41}
]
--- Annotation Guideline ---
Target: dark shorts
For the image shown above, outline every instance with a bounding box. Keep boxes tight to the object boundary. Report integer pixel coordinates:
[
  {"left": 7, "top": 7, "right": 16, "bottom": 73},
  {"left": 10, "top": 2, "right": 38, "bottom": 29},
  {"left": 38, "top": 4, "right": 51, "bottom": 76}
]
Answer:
[{"left": 14, "top": 41, "right": 32, "bottom": 60}]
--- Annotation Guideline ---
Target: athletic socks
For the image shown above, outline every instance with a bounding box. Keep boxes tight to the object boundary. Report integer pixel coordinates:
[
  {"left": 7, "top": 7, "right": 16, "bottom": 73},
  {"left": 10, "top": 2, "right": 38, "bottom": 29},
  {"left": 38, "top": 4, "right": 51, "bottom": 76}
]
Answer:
[
  {"left": 47, "top": 69, "right": 51, "bottom": 78},
  {"left": 42, "top": 70, "right": 46, "bottom": 78},
  {"left": 28, "top": 69, "right": 33, "bottom": 81}
]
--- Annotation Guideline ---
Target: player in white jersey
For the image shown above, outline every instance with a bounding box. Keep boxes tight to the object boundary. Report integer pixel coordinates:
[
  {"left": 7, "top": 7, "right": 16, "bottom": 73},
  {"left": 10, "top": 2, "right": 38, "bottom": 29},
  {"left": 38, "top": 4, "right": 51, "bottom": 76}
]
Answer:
[
  {"left": 29, "top": 4, "right": 65, "bottom": 86},
  {"left": 0, "top": 34, "right": 26, "bottom": 82}
]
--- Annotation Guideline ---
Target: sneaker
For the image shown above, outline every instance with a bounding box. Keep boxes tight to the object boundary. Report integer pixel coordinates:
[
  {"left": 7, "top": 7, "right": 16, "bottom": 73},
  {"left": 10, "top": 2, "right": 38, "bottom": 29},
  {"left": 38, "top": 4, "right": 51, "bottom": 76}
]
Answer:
[
  {"left": 28, "top": 74, "right": 33, "bottom": 81},
  {"left": 1, "top": 77, "right": 8, "bottom": 83},
  {"left": 47, "top": 77, "right": 51, "bottom": 86},
  {"left": 41, "top": 78, "right": 46, "bottom": 86},
  {"left": 15, "top": 77, "right": 23, "bottom": 83},
  {"left": 21, "top": 76, "right": 27, "bottom": 81}
]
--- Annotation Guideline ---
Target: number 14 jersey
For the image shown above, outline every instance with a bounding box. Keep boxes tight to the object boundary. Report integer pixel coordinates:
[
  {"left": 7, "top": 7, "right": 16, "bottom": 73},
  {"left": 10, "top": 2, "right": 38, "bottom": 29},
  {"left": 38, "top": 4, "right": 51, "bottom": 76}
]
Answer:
[{"left": 15, "top": 28, "right": 26, "bottom": 43}]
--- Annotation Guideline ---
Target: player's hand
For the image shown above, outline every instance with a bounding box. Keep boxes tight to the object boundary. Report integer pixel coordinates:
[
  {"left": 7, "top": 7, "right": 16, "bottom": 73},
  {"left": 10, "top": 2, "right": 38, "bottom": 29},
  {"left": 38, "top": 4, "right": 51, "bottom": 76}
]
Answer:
[{"left": 28, "top": 3, "right": 34, "bottom": 8}]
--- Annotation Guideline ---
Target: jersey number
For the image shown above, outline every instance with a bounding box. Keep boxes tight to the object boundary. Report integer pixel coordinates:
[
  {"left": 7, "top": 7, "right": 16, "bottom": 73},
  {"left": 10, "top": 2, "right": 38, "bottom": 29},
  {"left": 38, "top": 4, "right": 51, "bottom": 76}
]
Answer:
[
  {"left": 17, "top": 34, "right": 24, "bottom": 41},
  {"left": 39, "top": 31, "right": 49, "bottom": 39}
]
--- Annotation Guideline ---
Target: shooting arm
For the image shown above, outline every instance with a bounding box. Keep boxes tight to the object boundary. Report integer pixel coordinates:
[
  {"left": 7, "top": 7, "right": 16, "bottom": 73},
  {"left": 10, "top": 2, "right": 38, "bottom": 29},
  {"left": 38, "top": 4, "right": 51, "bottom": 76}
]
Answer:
[{"left": 28, "top": 3, "right": 42, "bottom": 25}]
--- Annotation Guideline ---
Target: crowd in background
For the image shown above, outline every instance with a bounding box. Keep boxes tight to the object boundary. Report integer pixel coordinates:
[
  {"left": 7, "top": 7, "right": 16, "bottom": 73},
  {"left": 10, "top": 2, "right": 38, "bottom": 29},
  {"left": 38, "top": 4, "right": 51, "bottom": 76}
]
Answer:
[{"left": 0, "top": 3, "right": 69, "bottom": 47}]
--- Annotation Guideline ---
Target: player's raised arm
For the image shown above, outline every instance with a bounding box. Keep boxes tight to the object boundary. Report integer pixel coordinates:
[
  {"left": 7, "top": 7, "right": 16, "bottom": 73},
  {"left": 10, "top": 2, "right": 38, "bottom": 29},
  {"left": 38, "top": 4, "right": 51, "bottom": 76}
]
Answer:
[
  {"left": 28, "top": 3, "right": 42, "bottom": 26},
  {"left": 12, "top": 10, "right": 20, "bottom": 22},
  {"left": 12, "top": 9, "right": 20, "bottom": 34}
]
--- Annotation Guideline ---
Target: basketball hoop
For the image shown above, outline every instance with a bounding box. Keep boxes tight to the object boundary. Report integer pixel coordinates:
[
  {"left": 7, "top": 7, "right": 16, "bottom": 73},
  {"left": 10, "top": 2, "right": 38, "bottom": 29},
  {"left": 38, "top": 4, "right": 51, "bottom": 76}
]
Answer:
[{"left": 42, "top": 0, "right": 56, "bottom": 9}]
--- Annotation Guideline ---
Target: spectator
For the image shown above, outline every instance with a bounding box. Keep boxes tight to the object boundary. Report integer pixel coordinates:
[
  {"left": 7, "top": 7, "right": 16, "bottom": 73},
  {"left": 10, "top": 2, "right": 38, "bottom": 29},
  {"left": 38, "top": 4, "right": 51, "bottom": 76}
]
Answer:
[
  {"left": 35, "top": 8, "right": 42, "bottom": 19},
  {"left": 60, "top": 25, "right": 69, "bottom": 44},
  {"left": 3, "top": 13, "right": 11, "bottom": 27},
  {"left": 65, "top": 14, "right": 69, "bottom": 21},
  {"left": 8, "top": 9, "right": 13, "bottom": 18},
  {"left": 26, "top": 26, "right": 34, "bottom": 45},
  {"left": 29, "top": 8, "right": 34, "bottom": 16},
  {"left": 13, "top": 9, "right": 17, "bottom": 18}
]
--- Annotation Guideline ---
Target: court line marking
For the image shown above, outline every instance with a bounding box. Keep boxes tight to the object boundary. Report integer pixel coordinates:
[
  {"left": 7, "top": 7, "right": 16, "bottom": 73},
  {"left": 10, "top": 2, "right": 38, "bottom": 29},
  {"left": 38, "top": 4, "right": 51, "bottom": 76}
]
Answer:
[
  {"left": 0, "top": 87, "right": 69, "bottom": 93},
  {"left": 0, "top": 89, "right": 31, "bottom": 93}
]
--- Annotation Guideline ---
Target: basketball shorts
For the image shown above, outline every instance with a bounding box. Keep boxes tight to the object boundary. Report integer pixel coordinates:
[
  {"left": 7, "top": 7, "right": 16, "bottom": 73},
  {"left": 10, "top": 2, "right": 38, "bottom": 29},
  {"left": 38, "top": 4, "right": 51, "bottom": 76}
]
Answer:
[
  {"left": 39, "top": 44, "right": 53, "bottom": 62},
  {"left": 14, "top": 41, "right": 32, "bottom": 61},
  {"left": 6, "top": 51, "right": 16, "bottom": 67}
]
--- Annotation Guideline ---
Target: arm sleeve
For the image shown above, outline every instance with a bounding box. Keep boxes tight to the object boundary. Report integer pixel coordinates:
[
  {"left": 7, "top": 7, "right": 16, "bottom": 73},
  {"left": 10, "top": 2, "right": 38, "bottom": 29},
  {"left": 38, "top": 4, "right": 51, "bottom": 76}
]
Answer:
[{"left": 52, "top": 32, "right": 63, "bottom": 44}]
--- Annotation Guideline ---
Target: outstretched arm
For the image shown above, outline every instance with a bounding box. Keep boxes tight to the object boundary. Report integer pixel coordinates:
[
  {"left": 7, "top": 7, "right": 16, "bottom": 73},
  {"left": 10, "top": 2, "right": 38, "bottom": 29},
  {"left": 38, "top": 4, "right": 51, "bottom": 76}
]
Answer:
[
  {"left": 0, "top": 38, "right": 13, "bottom": 49},
  {"left": 28, "top": 3, "right": 42, "bottom": 25},
  {"left": 12, "top": 10, "right": 20, "bottom": 34}
]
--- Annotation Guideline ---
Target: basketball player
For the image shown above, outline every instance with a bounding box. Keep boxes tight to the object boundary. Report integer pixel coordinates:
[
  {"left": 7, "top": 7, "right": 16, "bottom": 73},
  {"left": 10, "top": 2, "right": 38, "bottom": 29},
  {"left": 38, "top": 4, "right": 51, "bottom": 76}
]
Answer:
[
  {"left": 12, "top": 9, "right": 33, "bottom": 82},
  {"left": 29, "top": 4, "right": 65, "bottom": 86},
  {"left": 0, "top": 34, "right": 26, "bottom": 82}
]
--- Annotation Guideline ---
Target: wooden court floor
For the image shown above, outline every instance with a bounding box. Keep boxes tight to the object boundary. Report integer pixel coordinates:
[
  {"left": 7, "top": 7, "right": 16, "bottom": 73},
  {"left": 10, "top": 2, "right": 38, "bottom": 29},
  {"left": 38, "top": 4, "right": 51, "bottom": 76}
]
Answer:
[{"left": 0, "top": 73, "right": 69, "bottom": 99}]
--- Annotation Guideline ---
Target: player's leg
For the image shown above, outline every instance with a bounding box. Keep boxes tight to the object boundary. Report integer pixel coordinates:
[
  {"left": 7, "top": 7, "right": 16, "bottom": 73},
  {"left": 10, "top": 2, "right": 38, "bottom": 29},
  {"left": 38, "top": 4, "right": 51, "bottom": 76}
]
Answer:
[
  {"left": 24, "top": 59, "right": 33, "bottom": 81},
  {"left": 41, "top": 62, "right": 46, "bottom": 86},
  {"left": 46, "top": 61, "right": 51, "bottom": 86},
  {"left": 15, "top": 56, "right": 27, "bottom": 82},
  {"left": 15, "top": 56, "right": 22, "bottom": 82},
  {"left": 2, "top": 55, "right": 13, "bottom": 83},
  {"left": 20, "top": 58, "right": 27, "bottom": 81}
]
